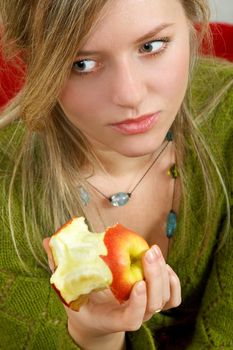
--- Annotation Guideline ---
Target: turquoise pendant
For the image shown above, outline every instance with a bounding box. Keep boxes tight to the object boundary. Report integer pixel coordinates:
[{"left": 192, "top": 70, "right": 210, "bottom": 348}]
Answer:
[
  {"left": 166, "top": 130, "right": 173, "bottom": 141},
  {"left": 166, "top": 210, "right": 177, "bottom": 238},
  {"left": 78, "top": 186, "right": 90, "bottom": 206},
  {"left": 109, "top": 192, "right": 131, "bottom": 206}
]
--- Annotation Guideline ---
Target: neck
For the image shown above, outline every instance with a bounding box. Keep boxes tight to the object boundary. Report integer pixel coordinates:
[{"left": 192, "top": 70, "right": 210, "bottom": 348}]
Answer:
[
  {"left": 83, "top": 141, "right": 170, "bottom": 180},
  {"left": 94, "top": 151, "right": 156, "bottom": 178}
]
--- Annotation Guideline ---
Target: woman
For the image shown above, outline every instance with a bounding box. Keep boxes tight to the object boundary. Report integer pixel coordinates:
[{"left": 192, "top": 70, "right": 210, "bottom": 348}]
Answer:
[{"left": 0, "top": 0, "right": 232, "bottom": 349}]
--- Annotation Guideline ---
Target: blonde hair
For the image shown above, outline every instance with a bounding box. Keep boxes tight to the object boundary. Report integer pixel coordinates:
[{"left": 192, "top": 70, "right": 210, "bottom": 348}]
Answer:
[{"left": 0, "top": 0, "right": 232, "bottom": 273}]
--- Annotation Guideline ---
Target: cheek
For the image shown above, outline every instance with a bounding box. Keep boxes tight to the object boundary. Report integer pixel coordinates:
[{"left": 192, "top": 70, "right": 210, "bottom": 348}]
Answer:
[
  {"left": 59, "top": 78, "right": 103, "bottom": 121},
  {"left": 163, "top": 46, "right": 190, "bottom": 104}
]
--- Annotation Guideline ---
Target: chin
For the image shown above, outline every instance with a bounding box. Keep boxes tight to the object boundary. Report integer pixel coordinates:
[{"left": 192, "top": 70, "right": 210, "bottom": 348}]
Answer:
[{"left": 112, "top": 134, "right": 168, "bottom": 158}]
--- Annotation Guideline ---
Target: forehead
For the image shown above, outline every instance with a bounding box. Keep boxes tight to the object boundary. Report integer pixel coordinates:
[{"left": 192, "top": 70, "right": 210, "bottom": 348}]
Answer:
[{"left": 81, "top": 0, "right": 185, "bottom": 50}]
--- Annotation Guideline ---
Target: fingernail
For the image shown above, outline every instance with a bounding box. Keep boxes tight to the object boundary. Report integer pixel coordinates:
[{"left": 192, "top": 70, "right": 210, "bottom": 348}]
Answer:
[
  {"left": 136, "top": 281, "right": 145, "bottom": 295},
  {"left": 146, "top": 246, "right": 160, "bottom": 263},
  {"left": 153, "top": 246, "right": 161, "bottom": 257}
]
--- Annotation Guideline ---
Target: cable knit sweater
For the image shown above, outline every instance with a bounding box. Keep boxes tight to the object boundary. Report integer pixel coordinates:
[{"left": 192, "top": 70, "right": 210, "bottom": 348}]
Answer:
[{"left": 0, "top": 57, "right": 232, "bottom": 350}]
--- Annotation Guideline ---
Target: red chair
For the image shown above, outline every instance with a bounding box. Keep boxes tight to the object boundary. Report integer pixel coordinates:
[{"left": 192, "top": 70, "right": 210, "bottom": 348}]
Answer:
[
  {"left": 0, "top": 52, "right": 25, "bottom": 109},
  {"left": 202, "top": 22, "right": 233, "bottom": 62},
  {"left": 0, "top": 22, "right": 233, "bottom": 109}
]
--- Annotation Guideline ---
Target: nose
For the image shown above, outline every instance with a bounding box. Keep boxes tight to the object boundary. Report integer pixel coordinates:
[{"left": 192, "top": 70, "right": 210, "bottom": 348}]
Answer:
[{"left": 110, "top": 57, "right": 146, "bottom": 109}]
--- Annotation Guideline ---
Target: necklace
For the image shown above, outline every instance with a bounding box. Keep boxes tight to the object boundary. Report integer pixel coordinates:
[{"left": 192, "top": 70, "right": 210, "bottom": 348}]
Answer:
[
  {"left": 79, "top": 130, "right": 178, "bottom": 239},
  {"left": 82, "top": 132, "right": 172, "bottom": 207},
  {"left": 89, "top": 144, "right": 169, "bottom": 206}
]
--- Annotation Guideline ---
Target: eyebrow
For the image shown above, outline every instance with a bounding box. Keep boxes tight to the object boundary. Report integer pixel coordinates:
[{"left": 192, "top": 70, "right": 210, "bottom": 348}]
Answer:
[{"left": 77, "top": 23, "right": 174, "bottom": 57}]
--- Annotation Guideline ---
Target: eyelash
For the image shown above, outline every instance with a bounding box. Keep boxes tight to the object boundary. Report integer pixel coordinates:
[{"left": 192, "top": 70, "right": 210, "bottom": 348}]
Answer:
[
  {"left": 72, "top": 37, "right": 170, "bottom": 76},
  {"left": 139, "top": 37, "right": 170, "bottom": 55}
]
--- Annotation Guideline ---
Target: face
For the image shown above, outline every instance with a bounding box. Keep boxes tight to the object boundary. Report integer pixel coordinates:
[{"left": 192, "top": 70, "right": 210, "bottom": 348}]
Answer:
[{"left": 59, "top": 0, "right": 190, "bottom": 158}]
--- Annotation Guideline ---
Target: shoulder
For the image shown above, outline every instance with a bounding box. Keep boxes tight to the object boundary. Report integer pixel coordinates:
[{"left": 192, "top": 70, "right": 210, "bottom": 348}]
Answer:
[
  {"left": 0, "top": 119, "right": 26, "bottom": 147},
  {"left": 189, "top": 56, "right": 233, "bottom": 117},
  {"left": 0, "top": 120, "right": 26, "bottom": 171},
  {"left": 193, "top": 56, "right": 233, "bottom": 83},
  {"left": 189, "top": 57, "right": 233, "bottom": 202},
  {"left": 185, "top": 58, "right": 233, "bottom": 216},
  {"left": 189, "top": 57, "right": 233, "bottom": 148}
]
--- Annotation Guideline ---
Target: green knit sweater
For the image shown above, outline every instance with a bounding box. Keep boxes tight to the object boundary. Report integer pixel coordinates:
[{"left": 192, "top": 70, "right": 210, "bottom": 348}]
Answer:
[{"left": 0, "top": 57, "right": 233, "bottom": 350}]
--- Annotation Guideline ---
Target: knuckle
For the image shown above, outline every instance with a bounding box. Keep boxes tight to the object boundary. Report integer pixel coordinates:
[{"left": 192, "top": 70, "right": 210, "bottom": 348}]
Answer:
[
  {"left": 164, "top": 294, "right": 170, "bottom": 304},
  {"left": 175, "top": 296, "right": 182, "bottom": 307},
  {"left": 146, "top": 266, "right": 161, "bottom": 279},
  {"left": 122, "top": 311, "right": 142, "bottom": 332},
  {"left": 169, "top": 296, "right": 182, "bottom": 309},
  {"left": 171, "top": 274, "right": 180, "bottom": 287},
  {"left": 125, "top": 321, "right": 142, "bottom": 332},
  {"left": 147, "top": 307, "right": 155, "bottom": 314}
]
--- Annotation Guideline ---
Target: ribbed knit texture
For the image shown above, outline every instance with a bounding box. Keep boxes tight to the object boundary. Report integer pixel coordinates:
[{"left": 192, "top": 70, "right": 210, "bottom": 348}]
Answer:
[{"left": 0, "top": 57, "right": 233, "bottom": 349}]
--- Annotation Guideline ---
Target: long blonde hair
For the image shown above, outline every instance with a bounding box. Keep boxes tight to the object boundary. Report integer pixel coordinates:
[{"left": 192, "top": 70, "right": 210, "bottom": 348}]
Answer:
[{"left": 0, "top": 0, "right": 232, "bottom": 273}]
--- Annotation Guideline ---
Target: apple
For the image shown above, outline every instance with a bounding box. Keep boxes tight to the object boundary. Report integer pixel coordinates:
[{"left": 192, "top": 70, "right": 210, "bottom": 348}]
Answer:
[
  {"left": 100, "top": 224, "right": 149, "bottom": 303},
  {"left": 49, "top": 217, "right": 149, "bottom": 311}
]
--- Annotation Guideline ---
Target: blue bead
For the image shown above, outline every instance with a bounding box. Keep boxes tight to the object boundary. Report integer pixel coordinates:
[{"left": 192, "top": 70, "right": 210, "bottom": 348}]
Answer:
[
  {"left": 166, "top": 130, "right": 173, "bottom": 141},
  {"left": 166, "top": 210, "right": 177, "bottom": 238},
  {"left": 109, "top": 192, "right": 130, "bottom": 206},
  {"left": 78, "top": 186, "right": 90, "bottom": 206}
]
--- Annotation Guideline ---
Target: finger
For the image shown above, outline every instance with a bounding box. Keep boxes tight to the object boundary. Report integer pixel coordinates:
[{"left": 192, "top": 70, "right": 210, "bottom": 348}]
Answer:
[
  {"left": 121, "top": 281, "right": 147, "bottom": 332},
  {"left": 163, "top": 264, "right": 181, "bottom": 310},
  {"left": 143, "top": 245, "right": 165, "bottom": 316},
  {"left": 161, "top": 260, "right": 171, "bottom": 305},
  {"left": 43, "top": 237, "right": 55, "bottom": 272}
]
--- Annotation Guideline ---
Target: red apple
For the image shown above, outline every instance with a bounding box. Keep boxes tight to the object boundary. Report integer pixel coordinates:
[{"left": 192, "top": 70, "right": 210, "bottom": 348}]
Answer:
[
  {"left": 100, "top": 224, "right": 149, "bottom": 303},
  {"left": 49, "top": 217, "right": 149, "bottom": 311}
]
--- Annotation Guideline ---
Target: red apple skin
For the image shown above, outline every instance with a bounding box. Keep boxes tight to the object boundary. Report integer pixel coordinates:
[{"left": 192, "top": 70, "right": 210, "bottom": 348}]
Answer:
[
  {"left": 100, "top": 224, "right": 149, "bottom": 303},
  {"left": 51, "top": 283, "right": 89, "bottom": 311}
]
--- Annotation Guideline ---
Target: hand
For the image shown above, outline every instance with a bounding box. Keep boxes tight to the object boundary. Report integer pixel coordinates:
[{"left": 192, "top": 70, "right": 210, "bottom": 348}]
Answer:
[{"left": 43, "top": 238, "right": 181, "bottom": 341}]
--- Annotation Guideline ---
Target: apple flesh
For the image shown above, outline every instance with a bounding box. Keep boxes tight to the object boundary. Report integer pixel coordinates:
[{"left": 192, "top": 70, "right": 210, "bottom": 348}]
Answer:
[
  {"left": 49, "top": 217, "right": 149, "bottom": 311},
  {"left": 49, "top": 217, "right": 113, "bottom": 311}
]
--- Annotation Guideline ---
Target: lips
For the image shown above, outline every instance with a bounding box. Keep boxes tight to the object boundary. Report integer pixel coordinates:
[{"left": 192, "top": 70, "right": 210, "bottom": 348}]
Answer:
[
  {"left": 110, "top": 112, "right": 160, "bottom": 135},
  {"left": 112, "top": 113, "right": 157, "bottom": 125}
]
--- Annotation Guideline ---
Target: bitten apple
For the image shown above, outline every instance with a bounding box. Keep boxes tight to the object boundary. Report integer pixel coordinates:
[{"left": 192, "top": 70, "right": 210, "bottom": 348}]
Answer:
[{"left": 49, "top": 217, "right": 149, "bottom": 311}]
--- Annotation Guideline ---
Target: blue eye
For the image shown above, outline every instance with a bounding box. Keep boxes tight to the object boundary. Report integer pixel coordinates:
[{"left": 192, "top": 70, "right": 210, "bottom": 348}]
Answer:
[
  {"left": 140, "top": 39, "right": 168, "bottom": 54},
  {"left": 73, "top": 59, "right": 96, "bottom": 73}
]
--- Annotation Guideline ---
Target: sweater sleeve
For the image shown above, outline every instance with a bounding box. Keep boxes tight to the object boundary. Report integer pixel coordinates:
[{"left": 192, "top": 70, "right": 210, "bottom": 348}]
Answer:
[
  {"left": 185, "top": 225, "right": 233, "bottom": 349},
  {"left": 184, "top": 72, "right": 233, "bottom": 349},
  {"left": 0, "top": 125, "right": 81, "bottom": 349}
]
